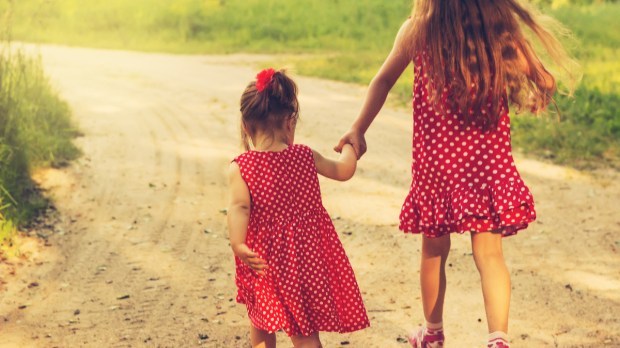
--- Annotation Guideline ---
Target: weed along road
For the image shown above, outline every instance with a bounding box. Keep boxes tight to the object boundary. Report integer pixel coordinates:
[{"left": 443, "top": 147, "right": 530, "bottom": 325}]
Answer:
[{"left": 0, "top": 44, "right": 618, "bottom": 347}]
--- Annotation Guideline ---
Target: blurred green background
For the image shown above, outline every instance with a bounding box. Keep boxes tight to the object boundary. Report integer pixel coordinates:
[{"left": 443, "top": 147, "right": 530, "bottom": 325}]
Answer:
[
  {"left": 0, "top": 0, "right": 618, "bottom": 241},
  {"left": 5, "top": 0, "right": 619, "bottom": 167}
]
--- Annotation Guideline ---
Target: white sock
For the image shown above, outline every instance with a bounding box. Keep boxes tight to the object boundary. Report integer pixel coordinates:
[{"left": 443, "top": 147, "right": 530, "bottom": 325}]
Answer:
[
  {"left": 425, "top": 321, "right": 443, "bottom": 331},
  {"left": 488, "top": 331, "right": 509, "bottom": 342}
]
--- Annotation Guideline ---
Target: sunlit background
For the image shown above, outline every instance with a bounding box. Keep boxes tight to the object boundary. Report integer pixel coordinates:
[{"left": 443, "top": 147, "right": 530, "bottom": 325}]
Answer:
[
  {"left": 5, "top": 0, "right": 620, "bottom": 160},
  {"left": 0, "top": 1, "right": 619, "bottom": 347}
]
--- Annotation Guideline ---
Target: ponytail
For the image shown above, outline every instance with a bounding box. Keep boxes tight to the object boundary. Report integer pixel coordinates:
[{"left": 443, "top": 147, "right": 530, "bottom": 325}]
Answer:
[{"left": 239, "top": 69, "right": 299, "bottom": 150}]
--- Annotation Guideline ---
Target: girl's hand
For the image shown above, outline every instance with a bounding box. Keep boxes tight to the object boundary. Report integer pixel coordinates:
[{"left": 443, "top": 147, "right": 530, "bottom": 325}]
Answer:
[
  {"left": 314, "top": 143, "right": 357, "bottom": 181},
  {"left": 233, "top": 243, "right": 268, "bottom": 276},
  {"left": 334, "top": 129, "right": 367, "bottom": 159}
]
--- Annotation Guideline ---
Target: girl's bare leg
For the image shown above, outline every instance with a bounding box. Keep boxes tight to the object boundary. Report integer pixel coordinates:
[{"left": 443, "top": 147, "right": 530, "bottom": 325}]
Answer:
[
  {"left": 420, "top": 234, "right": 451, "bottom": 324},
  {"left": 250, "top": 325, "right": 276, "bottom": 348},
  {"left": 471, "top": 231, "right": 510, "bottom": 333},
  {"left": 290, "top": 332, "right": 322, "bottom": 348}
]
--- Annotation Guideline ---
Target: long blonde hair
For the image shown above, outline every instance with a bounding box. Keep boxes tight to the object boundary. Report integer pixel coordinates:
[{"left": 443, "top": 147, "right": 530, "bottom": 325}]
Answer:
[{"left": 405, "top": 0, "right": 579, "bottom": 129}]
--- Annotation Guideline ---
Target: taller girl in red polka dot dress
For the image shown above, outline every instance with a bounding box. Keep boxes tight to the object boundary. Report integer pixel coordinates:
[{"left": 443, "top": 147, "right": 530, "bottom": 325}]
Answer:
[
  {"left": 335, "top": 1, "right": 578, "bottom": 347},
  {"left": 228, "top": 68, "right": 369, "bottom": 348}
]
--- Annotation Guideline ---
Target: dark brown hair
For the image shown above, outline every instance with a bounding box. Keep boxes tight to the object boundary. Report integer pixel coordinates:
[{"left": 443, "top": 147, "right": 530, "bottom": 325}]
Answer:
[
  {"left": 404, "top": 0, "right": 579, "bottom": 129},
  {"left": 239, "top": 69, "right": 299, "bottom": 150}
]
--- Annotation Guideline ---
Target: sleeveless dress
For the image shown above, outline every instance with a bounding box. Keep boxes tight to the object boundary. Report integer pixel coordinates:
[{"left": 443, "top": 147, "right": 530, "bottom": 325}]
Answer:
[
  {"left": 399, "top": 55, "right": 536, "bottom": 238},
  {"left": 233, "top": 144, "right": 370, "bottom": 337}
]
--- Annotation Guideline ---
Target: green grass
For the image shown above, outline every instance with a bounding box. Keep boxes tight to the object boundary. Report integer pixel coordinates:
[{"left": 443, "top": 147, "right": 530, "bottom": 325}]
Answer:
[
  {"left": 512, "top": 86, "right": 620, "bottom": 165},
  {"left": 0, "top": 47, "right": 80, "bottom": 249},
  {"left": 511, "top": 4, "right": 620, "bottom": 167},
  {"left": 5, "top": 0, "right": 620, "bottom": 167},
  {"left": 6, "top": 0, "right": 408, "bottom": 53}
]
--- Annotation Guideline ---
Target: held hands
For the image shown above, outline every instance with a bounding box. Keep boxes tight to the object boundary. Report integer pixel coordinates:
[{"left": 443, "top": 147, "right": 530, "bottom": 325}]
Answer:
[
  {"left": 233, "top": 243, "right": 268, "bottom": 276},
  {"left": 334, "top": 128, "right": 367, "bottom": 159}
]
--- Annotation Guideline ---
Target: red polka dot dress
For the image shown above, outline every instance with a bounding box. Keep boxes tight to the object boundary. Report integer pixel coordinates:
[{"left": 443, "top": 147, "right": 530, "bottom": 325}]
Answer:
[
  {"left": 233, "top": 144, "right": 370, "bottom": 337},
  {"left": 399, "top": 55, "right": 536, "bottom": 238}
]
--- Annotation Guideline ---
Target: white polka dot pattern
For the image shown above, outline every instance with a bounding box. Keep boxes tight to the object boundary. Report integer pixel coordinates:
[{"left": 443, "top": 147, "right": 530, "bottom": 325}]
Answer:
[
  {"left": 232, "top": 144, "right": 370, "bottom": 337},
  {"left": 399, "top": 55, "right": 536, "bottom": 238}
]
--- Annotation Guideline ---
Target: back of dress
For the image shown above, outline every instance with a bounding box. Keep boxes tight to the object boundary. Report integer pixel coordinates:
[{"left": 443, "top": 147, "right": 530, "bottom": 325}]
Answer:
[
  {"left": 234, "top": 144, "right": 322, "bottom": 222},
  {"left": 400, "top": 54, "right": 536, "bottom": 238},
  {"left": 232, "top": 143, "right": 370, "bottom": 336}
]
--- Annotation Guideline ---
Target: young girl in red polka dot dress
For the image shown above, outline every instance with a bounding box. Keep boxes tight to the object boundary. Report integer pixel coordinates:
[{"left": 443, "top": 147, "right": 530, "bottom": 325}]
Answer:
[
  {"left": 228, "top": 68, "right": 370, "bottom": 348},
  {"left": 335, "top": 1, "right": 577, "bottom": 347}
]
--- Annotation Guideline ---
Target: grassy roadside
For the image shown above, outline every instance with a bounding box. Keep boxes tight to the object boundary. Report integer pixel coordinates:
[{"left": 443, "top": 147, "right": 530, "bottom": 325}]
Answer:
[
  {"left": 0, "top": 46, "right": 80, "bottom": 254},
  {"left": 7, "top": 0, "right": 620, "bottom": 167},
  {"left": 510, "top": 4, "right": 620, "bottom": 167}
]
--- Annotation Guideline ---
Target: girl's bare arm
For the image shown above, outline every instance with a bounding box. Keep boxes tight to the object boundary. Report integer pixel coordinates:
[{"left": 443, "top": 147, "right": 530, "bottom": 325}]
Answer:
[
  {"left": 313, "top": 144, "right": 357, "bottom": 181},
  {"left": 227, "top": 162, "right": 267, "bottom": 275},
  {"left": 334, "top": 18, "right": 413, "bottom": 157}
]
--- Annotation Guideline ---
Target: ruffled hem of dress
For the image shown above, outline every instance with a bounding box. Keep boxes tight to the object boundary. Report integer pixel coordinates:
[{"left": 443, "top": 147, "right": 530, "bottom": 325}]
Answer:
[
  {"left": 399, "top": 179, "right": 536, "bottom": 238},
  {"left": 234, "top": 223, "right": 370, "bottom": 337},
  {"left": 236, "top": 292, "right": 370, "bottom": 336}
]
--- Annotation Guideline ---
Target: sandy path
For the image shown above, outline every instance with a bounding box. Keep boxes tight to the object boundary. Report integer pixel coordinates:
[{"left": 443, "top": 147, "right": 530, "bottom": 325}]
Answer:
[{"left": 0, "top": 44, "right": 618, "bottom": 347}]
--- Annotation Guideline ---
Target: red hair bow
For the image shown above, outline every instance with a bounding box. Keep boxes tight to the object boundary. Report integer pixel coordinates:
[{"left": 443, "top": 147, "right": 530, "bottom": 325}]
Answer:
[{"left": 256, "top": 68, "right": 275, "bottom": 92}]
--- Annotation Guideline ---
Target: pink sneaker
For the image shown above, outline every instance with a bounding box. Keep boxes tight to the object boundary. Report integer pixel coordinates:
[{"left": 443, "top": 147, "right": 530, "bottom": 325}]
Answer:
[
  {"left": 487, "top": 337, "right": 510, "bottom": 348},
  {"left": 408, "top": 327, "right": 444, "bottom": 348}
]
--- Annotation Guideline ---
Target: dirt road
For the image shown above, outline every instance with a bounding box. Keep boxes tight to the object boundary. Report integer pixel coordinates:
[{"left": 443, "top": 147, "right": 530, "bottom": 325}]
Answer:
[{"left": 0, "top": 45, "right": 618, "bottom": 347}]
